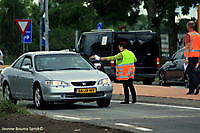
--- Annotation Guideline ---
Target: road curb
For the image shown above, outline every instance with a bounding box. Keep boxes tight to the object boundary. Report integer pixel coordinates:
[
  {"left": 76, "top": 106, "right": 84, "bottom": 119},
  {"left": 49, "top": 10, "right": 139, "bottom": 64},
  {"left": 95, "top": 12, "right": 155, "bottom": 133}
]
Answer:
[{"left": 112, "top": 94, "right": 200, "bottom": 108}]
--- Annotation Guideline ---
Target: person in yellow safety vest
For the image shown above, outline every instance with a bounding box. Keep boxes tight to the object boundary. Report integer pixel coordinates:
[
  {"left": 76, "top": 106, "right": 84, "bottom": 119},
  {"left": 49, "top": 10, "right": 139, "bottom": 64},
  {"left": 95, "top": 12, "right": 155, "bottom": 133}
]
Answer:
[
  {"left": 100, "top": 40, "right": 137, "bottom": 104},
  {"left": 184, "top": 21, "right": 200, "bottom": 95}
]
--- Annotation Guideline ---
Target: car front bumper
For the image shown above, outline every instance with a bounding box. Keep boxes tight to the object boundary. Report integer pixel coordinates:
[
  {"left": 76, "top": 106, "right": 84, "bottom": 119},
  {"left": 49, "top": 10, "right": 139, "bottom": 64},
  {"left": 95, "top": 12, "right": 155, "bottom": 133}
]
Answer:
[{"left": 42, "top": 85, "right": 113, "bottom": 102}]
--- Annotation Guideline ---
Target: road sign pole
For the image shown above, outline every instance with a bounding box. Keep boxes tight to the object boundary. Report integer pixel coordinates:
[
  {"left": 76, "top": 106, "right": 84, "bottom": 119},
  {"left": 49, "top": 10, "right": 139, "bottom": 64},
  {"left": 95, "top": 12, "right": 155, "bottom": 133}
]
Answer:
[
  {"left": 44, "top": 0, "right": 49, "bottom": 51},
  {"left": 23, "top": 42, "right": 25, "bottom": 53},
  {"left": 40, "top": 0, "right": 49, "bottom": 51}
]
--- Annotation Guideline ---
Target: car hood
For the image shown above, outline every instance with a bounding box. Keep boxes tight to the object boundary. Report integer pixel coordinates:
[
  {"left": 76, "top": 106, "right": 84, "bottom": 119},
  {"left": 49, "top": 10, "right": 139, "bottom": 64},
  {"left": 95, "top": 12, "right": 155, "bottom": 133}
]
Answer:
[{"left": 38, "top": 70, "right": 108, "bottom": 81}]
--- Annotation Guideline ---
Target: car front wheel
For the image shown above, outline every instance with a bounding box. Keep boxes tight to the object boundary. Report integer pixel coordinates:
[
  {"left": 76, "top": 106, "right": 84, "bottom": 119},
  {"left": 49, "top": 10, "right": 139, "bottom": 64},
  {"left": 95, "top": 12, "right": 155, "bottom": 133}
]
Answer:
[
  {"left": 97, "top": 99, "right": 111, "bottom": 107},
  {"left": 3, "top": 83, "right": 17, "bottom": 104},
  {"left": 159, "top": 71, "right": 167, "bottom": 86},
  {"left": 33, "top": 85, "right": 46, "bottom": 109}
]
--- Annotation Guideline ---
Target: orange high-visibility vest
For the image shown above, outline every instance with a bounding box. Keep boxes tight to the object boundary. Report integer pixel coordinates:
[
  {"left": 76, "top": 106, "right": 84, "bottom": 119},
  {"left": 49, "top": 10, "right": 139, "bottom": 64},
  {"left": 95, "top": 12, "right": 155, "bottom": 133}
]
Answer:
[
  {"left": 115, "top": 50, "right": 136, "bottom": 80},
  {"left": 184, "top": 31, "right": 200, "bottom": 57},
  {"left": 116, "top": 63, "right": 135, "bottom": 80}
]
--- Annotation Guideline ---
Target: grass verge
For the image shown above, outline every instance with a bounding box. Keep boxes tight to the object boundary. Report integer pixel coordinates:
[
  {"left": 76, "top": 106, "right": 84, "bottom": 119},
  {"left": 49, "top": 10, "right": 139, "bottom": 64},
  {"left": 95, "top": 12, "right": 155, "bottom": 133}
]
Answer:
[
  {"left": 0, "top": 91, "right": 30, "bottom": 116},
  {"left": 0, "top": 100, "right": 30, "bottom": 116}
]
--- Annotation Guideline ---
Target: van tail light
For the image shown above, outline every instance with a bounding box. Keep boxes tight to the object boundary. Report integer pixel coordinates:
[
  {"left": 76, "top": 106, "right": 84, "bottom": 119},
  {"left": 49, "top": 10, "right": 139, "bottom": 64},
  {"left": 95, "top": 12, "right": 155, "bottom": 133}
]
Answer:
[
  {"left": 156, "top": 57, "right": 160, "bottom": 68},
  {"left": 110, "top": 61, "right": 115, "bottom": 67}
]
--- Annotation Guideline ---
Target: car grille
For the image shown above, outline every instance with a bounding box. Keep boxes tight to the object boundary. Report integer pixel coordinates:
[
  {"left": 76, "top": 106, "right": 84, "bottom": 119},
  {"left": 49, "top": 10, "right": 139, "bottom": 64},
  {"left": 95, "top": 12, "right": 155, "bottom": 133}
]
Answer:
[
  {"left": 65, "top": 92, "right": 104, "bottom": 97},
  {"left": 71, "top": 81, "right": 96, "bottom": 86}
]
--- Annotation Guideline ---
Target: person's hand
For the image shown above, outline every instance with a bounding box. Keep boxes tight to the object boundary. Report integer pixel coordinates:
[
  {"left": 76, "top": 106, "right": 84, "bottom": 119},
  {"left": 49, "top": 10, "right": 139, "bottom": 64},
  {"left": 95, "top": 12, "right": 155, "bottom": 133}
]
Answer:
[
  {"left": 100, "top": 57, "right": 106, "bottom": 61},
  {"left": 89, "top": 55, "right": 95, "bottom": 60},
  {"left": 184, "top": 59, "right": 188, "bottom": 64}
]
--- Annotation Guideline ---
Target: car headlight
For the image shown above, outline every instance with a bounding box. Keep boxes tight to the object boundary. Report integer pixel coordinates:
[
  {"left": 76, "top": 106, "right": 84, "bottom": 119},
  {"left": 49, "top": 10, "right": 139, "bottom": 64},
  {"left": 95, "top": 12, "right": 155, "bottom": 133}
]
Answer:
[
  {"left": 98, "top": 78, "right": 111, "bottom": 86},
  {"left": 45, "top": 80, "right": 68, "bottom": 87}
]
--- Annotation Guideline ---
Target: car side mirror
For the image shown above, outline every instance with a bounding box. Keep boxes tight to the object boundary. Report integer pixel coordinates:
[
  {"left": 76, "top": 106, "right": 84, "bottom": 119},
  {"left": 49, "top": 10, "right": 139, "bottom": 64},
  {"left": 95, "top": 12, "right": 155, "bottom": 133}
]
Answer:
[
  {"left": 21, "top": 65, "right": 33, "bottom": 72},
  {"left": 94, "top": 63, "right": 102, "bottom": 70}
]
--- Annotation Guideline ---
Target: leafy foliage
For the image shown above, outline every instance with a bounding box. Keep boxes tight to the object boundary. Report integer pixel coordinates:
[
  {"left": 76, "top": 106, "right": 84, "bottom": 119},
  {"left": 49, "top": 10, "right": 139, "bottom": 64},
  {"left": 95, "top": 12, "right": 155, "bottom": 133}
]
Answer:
[
  {"left": 0, "top": 99, "right": 30, "bottom": 115},
  {"left": 88, "top": 0, "right": 141, "bottom": 26},
  {"left": 0, "top": 0, "right": 28, "bottom": 55}
]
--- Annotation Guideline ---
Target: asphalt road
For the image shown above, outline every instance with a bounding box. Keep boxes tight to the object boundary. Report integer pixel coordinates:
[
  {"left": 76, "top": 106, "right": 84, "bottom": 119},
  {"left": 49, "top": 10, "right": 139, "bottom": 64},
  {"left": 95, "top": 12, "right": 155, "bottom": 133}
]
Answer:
[{"left": 29, "top": 100, "right": 200, "bottom": 133}]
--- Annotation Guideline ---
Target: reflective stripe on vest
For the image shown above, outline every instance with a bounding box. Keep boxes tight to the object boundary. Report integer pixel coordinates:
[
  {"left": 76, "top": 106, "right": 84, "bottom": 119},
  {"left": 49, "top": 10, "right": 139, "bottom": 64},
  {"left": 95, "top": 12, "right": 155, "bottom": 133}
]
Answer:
[
  {"left": 187, "top": 31, "right": 200, "bottom": 57},
  {"left": 116, "top": 63, "right": 135, "bottom": 80}
]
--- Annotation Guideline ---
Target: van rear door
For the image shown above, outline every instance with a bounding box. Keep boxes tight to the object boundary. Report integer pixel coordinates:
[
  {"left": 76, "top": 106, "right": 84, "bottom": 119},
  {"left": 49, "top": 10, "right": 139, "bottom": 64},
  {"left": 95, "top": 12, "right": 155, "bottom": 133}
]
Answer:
[
  {"left": 115, "top": 32, "right": 159, "bottom": 67},
  {"left": 115, "top": 32, "right": 159, "bottom": 82}
]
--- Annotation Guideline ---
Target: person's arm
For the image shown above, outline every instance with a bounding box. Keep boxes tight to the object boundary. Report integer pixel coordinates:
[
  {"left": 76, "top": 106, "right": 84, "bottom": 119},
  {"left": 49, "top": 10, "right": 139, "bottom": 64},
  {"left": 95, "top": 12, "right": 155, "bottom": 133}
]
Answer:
[
  {"left": 133, "top": 53, "right": 137, "bottom": 63},
  {"left": 101, "top": 53, "right": 122, "bottom": 61},
  {"left": 184, "top": 34, "right": 190, "bottom": 63}
]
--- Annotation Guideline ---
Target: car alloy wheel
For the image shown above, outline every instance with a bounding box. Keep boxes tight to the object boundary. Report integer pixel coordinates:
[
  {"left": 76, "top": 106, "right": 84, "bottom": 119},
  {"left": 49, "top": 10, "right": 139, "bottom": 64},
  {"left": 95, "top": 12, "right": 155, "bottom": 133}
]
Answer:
[
  {"left": 4, "top": 84, "right": 11, "bottom": 101},
  {"left": 35, "top": 89, "right": 41, "bottom": 107},
  {"left": 159, "top": 71, "right": 166, "bottom": 86},
  {"left": 34, "top": 86, "right": 45, "bottom": 109},
  {"left": 3, "top": 84, "right": 17, "bottom": 104}
]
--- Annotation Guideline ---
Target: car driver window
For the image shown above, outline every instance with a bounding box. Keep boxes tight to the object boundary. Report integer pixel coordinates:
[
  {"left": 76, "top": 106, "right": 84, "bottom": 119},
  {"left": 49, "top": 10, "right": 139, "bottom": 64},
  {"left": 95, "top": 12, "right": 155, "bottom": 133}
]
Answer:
[
  {"left": 21, "top": 57, "right": 32, "bottom": 68},
  {"left": 174, "top": 51, "right": 182, "bottom": 60}
]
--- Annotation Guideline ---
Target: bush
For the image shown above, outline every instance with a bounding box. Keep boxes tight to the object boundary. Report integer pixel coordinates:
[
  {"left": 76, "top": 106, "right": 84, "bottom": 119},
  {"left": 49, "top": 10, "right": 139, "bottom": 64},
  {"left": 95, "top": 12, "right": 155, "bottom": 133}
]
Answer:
[{"left": 0, "top": 100, "right": 30, "bottom": 115}]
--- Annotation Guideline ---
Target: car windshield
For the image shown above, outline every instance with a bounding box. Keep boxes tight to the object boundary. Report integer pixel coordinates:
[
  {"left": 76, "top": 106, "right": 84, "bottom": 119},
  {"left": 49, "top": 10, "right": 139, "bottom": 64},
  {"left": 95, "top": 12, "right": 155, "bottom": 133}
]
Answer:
[{"left": 35, "top": 54, "right": 94, "bottom": 71}]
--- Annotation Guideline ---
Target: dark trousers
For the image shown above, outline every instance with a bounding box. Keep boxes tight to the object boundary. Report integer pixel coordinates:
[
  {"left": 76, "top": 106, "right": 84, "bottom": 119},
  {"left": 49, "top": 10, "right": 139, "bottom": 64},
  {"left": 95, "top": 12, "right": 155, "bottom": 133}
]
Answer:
[
  {"left": 186, "top": 57, "right": 199, "bottom": 92},
  {"left": 122, "top": 79, "right": 136, "bottom": 102}
]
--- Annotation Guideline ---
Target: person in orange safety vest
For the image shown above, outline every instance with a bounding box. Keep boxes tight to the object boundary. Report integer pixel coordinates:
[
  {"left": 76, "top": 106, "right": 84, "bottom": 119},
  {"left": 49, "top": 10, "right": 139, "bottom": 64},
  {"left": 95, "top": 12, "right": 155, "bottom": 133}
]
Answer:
[
  {"left": 100, "top": 39, "right": 137, "bottom": 104},
  {"left": 184, "top": 21, "right": 200, "bottom": 95}
]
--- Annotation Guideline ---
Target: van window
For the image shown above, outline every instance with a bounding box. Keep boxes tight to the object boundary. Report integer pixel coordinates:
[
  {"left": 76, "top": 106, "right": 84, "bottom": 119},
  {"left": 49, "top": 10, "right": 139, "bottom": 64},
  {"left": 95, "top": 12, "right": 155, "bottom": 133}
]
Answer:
[
  {"left": 115, "top": 32, "right": 159, "bottom": 67},
  {"left": 79, "top": 35, "right": 86, "bottom": 53}
]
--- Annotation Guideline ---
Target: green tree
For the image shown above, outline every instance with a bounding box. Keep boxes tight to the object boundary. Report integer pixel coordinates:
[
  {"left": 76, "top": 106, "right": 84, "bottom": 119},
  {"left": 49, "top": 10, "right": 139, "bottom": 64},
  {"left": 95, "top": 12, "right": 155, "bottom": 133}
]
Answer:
[
  {"left": 49, "top": 0, "right": 100, "bottom": 50},
  {"left": 166, "top": 0, "right": 199, "bottom": 55},
  {"left": 87, "top": 0, "right": 141, "bottom": 29},
  {"left": 0, "top": 0, "right": 28, "bottom": 56},
  {"left": 144, "top": 0, "right": 199, "bottom": 56}
]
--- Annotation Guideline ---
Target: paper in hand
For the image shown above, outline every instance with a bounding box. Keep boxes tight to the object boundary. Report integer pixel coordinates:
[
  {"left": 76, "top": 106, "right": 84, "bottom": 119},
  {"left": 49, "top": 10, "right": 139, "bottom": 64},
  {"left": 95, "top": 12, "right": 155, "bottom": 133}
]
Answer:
[{"left": 94, "top": 55, "right": 100, "bottom": 61}]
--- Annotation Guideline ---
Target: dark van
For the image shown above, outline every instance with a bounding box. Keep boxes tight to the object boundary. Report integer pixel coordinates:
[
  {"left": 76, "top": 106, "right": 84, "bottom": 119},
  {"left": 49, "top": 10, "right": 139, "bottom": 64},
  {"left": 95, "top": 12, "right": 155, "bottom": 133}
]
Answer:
[{"left": 76, "top": 30, "right": 160, "bottom": 85}]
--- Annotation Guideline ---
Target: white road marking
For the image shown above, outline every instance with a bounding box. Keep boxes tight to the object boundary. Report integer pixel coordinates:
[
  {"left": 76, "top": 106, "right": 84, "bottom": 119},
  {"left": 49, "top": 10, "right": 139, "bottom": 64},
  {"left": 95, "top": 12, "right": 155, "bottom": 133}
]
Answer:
[
  {"left": 111, "top": 100, "right": 200, "bottom": 111},
  {"left": 115, "top": 123, "right": 153, "bottom": 132},
  {"left": 53, "top": 114, "right": 101, "bottom": 121}
]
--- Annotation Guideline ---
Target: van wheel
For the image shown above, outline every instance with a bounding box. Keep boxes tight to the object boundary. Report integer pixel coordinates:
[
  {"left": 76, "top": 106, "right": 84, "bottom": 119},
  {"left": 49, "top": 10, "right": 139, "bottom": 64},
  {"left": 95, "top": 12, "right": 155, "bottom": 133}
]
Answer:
[
  {"left": 33, "top": 85, "right": 46, "bottom": 109},
  {"left": 3, "top": 83, "right": 17, "bottom": 104},
  {"left": 97, "top": 99, "right": 111, "bottom": 107}
]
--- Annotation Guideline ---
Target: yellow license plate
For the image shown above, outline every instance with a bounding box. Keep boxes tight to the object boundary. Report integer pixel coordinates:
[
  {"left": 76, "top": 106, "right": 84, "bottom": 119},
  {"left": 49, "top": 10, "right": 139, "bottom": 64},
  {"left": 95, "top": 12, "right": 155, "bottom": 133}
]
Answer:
[{"left": 76, "top": 88, "right": 96, "bottom": 94}]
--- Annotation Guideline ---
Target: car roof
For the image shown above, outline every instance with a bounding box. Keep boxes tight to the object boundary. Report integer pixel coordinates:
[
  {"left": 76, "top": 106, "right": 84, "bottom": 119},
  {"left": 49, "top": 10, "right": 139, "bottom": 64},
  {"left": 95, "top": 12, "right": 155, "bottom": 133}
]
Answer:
[{"left": 25, "top": 51, "right": 78, "bottom": 56}]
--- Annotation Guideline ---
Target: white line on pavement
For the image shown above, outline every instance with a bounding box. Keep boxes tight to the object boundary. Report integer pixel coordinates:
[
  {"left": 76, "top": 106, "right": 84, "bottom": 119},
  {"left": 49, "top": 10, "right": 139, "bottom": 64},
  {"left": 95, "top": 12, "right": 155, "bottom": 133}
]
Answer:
[
  {"left": 115, "top": 123, "right": 153, "bottom": 132},
  {"left": 53, "top": 114, "right": 101, "bottom": 121},
  {"left": 111, "top": 100, "right": 200, "bottom": 111}
]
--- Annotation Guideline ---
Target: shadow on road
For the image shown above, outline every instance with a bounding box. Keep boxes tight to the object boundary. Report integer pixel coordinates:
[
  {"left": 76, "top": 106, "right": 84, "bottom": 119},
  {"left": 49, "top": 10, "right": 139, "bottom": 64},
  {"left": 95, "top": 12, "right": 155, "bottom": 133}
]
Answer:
[{"left": 27, "top": 102, "right": 100, "bottom": 110}]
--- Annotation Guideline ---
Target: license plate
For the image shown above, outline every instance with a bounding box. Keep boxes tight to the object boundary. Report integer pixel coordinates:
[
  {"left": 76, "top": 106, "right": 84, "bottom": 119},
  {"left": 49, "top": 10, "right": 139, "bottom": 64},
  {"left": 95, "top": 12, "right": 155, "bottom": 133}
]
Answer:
[{"left": 76, "top": 88, "right": 96, "bottom": 94}]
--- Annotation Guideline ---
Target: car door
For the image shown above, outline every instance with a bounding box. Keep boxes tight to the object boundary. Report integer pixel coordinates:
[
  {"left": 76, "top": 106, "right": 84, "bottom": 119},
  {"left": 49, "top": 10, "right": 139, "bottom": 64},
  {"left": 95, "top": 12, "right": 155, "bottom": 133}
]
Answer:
[
  {"left": 17, "top": 56, "right": 34, "bottom": 99},
  {"left": 165, "top": 49, "right": 184, "bottom": 82},
  {"left": 7, "top": 56, "right": 24, "bottom": 97}
]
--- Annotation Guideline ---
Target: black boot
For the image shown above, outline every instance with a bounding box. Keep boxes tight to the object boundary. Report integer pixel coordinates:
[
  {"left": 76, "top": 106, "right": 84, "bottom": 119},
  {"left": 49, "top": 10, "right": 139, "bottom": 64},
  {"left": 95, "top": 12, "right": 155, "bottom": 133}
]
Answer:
[
  {"left": 195, "top": 88, "right": 199, "bottom": 95},
  {"left": 187, "top": 90, "right": 194, "bottom": 95}
]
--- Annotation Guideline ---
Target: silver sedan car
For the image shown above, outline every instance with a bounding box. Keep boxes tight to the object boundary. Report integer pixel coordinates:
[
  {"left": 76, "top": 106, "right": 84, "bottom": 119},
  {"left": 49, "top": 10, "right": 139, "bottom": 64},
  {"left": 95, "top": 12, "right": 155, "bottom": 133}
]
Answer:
[{"left": 1, "top": 51, "right": 113, "bottom": 109}]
